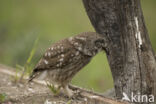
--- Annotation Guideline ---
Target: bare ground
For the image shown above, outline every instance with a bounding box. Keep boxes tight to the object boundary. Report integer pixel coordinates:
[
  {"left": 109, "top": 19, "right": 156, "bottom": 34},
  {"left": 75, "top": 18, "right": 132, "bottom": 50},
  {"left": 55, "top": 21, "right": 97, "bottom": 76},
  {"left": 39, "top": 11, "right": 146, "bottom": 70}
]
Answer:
[
  {"left": 0, "top": 64, "right": 128, "bottom": 104},
  {"left": 0, "top": 65, "right": 87, "bottom": 104}
]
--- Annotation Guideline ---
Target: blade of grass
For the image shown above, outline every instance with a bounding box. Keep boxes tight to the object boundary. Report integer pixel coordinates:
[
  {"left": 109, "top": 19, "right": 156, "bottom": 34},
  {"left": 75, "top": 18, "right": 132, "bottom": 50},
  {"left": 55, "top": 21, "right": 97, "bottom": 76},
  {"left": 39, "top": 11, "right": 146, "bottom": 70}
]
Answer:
[
  {"left": 19, "top": 37, "right": 39, "bottom": 82},
  {"left": 26, "top": 37, "right": 39, "bottom": 64},
  {"left": 46, "top": 82, "right": 60, "bottom": 95}
]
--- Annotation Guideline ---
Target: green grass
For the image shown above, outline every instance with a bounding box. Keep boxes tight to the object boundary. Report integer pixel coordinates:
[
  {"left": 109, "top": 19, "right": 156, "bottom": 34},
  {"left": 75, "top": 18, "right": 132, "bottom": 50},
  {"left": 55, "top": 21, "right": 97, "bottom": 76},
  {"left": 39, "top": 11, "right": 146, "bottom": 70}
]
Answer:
[
  {"left": 0, "top": 93, "right": 7, "bottom": 102},
  {"left": 12, "top": 37, "right": 39, "bottom": 82},
  {"left": 46, "top": 82, "right": 60, "bottom": 95}
]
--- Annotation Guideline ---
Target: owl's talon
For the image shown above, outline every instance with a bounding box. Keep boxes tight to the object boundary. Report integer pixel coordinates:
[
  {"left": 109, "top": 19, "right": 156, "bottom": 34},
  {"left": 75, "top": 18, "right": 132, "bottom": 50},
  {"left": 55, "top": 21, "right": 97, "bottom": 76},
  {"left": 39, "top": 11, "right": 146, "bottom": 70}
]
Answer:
[{"left": 63, "top": 85, "right": 74, "bottom": 98}]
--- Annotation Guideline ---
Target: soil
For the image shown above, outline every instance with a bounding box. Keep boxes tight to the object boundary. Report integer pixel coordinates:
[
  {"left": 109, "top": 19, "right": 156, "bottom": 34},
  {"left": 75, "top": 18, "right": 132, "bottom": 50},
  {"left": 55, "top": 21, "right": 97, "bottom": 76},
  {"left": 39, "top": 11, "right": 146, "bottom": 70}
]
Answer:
[
  {"left": 0, "top": 65, "right": 86, "bottom": 104},
  {"left": 0, "top": 64, "right": 127, "bottom": 104}
]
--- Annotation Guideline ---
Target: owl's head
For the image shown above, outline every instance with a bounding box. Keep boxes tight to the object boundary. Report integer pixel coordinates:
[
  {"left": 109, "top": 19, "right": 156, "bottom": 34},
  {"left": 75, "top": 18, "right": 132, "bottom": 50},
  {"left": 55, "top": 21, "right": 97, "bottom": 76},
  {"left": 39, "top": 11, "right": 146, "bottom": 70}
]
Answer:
[{"left": 72, "top": 32, "right": 106, "bottom": 56}]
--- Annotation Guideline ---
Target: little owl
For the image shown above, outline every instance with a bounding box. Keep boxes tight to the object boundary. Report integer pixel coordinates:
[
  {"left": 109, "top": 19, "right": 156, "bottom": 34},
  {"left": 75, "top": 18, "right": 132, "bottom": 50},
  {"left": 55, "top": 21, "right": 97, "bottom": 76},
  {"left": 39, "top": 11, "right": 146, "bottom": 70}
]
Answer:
[{"left": 28, "top": 32, "right": 107, "bottom": 97}]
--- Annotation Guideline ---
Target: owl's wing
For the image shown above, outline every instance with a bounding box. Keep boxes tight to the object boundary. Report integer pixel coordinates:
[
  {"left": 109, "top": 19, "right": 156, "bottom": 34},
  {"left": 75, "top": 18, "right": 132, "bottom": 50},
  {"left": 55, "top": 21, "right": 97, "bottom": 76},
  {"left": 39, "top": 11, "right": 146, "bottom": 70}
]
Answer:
[
  {"left": 33, "top": 39, "right": 76, "bottom": 71},
  {"left": 28, "top": 39, "right": 73, "bottom": 82}
]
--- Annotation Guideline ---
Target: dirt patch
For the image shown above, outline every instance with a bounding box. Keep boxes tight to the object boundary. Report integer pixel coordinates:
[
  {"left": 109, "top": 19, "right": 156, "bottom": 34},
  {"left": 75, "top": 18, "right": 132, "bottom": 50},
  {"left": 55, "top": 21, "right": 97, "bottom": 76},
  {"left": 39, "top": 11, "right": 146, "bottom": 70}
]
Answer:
[
  {"left": 0, "top": 65, "right": 86, "bottom": 104},
  {"left": 0, "top": 64, "right": 128, "bottom": 104}
]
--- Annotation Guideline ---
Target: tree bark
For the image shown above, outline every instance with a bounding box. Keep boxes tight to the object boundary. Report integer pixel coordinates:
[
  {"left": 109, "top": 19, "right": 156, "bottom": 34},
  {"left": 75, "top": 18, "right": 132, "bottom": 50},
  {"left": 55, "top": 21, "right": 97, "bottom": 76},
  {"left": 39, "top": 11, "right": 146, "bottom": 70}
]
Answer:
[{"left": 82, "top": 0, "right": 156, "bottom": 102}]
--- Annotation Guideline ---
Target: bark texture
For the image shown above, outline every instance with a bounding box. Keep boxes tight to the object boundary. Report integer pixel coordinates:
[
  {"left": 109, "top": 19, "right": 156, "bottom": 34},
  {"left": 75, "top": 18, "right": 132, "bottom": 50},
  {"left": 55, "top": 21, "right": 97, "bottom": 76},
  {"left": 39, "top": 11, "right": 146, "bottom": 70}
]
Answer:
[{"left": 82, "top": 0, "right": 156, "bottom": 101}]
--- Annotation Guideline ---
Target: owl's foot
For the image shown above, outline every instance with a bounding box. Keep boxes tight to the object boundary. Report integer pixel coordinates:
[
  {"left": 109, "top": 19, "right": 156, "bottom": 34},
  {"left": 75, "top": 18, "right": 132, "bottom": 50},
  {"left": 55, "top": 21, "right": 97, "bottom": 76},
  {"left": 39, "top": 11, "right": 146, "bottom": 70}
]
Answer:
[{"left": 63, "top": 85, "right": 74, "bottom": 98}]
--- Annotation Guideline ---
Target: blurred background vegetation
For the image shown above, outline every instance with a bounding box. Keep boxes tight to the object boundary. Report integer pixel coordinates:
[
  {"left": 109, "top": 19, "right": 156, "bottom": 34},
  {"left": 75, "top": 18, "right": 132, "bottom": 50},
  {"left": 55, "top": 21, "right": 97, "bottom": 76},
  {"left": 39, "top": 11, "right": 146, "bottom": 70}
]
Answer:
[{"left": 0, "top": 0, "right": 155, "bottom": 93}]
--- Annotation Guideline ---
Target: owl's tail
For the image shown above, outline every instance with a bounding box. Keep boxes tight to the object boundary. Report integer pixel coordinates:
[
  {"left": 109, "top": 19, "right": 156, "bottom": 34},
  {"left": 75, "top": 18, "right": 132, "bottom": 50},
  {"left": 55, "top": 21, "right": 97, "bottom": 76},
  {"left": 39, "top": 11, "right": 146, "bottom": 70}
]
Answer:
[
  {"left": 28, "top": 68, "right": 47, "bottom": 83},
  {"left": 28, "top": 68, "right": 40, "bottom": 83},
  {"left": 28, "top": 72, "right": 37, "bottom": 83}
]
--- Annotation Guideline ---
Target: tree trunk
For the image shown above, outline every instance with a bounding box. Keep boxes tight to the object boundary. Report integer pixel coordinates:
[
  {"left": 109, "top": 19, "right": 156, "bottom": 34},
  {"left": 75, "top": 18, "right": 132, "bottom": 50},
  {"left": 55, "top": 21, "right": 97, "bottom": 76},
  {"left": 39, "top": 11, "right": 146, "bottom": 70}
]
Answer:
[{"left": 82, "top": 0, "right": 156, "bottom": 102}]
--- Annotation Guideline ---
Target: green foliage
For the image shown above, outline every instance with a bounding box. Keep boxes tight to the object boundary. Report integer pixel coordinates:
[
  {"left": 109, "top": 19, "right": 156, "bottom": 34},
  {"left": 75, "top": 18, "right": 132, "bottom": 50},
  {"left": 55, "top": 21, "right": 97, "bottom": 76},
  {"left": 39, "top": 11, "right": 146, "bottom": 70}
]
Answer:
[
  {"left": 46, "top": 82, "right": 60, "bottom": 95},
  {"left": 20, "top": 37, "right": 39, "bottom": 81},
  {"left": 11, "top": 64, "right": 22, "bottom": 83},
  {"left": 0, "top": 93, "right": 7, "bottom": 102},
  {"left": 11, "top": 37, "right": 39, "bottom": 82},
  {"left": 25, "top": 37, "right": 39, "bottom": 75},
  {"left": 26, "top": 37, "right": 39, "bottom": 65}
]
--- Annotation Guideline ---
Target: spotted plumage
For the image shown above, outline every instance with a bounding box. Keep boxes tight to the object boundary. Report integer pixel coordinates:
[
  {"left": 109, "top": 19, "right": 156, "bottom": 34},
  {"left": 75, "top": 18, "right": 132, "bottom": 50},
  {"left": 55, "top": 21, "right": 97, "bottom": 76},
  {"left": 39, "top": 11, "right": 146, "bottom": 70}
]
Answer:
[{"left": 28, "top": 32, "right": 106, "bottom": 97}]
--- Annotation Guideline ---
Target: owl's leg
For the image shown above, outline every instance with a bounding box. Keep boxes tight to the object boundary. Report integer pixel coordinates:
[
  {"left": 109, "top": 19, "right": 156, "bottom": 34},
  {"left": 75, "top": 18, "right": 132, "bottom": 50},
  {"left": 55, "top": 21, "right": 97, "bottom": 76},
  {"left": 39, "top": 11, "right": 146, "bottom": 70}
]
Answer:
[{"left": 63, "top": 85, "right": 74, "bottom": 97}]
